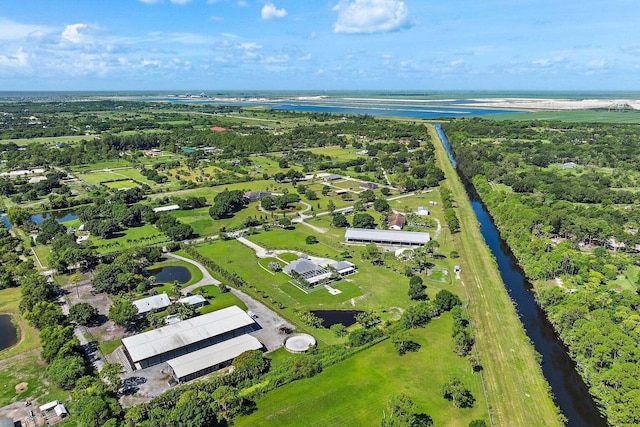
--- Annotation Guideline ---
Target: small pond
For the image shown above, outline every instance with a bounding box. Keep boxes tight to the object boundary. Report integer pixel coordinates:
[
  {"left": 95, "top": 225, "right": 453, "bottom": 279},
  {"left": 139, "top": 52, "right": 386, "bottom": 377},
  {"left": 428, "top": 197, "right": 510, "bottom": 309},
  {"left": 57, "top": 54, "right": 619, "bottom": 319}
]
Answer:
[
  {"left": 311, "top": 310, "right": 362, "bottom": 328},
  {"left": 30, "top": 210, "right": 79, "bottom": 225},
  {"left": 148, "top": 266, "right": 192, "bottom": 284},
  {"left": 0, "top": 314, "right": 18, "bottom": 351}
]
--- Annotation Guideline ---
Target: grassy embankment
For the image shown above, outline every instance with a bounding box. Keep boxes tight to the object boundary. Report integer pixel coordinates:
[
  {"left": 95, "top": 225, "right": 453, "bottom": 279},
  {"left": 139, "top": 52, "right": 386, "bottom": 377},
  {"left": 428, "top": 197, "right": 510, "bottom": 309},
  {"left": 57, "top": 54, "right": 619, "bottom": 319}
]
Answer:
[{"left": 428, "top": 123, "right": 562, "bottom": 426}]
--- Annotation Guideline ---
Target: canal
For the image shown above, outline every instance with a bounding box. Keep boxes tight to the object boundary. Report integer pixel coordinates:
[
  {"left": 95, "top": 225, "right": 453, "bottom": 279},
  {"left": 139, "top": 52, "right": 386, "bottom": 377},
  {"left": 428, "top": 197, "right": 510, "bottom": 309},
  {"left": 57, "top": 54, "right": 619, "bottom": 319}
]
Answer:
[{"left": 435, "top": 124, "right": 606, "bottom": 427}]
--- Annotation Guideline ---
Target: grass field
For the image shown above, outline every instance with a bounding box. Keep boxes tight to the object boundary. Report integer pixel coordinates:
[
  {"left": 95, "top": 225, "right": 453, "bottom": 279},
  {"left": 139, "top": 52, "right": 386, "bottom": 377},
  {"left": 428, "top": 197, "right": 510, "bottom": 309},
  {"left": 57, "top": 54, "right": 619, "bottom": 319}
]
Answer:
[
  {"left": 0, "top": 135, "right": 99, "bottom": 146},
  {"left": 495, "top": 110, "right": 640, "bottom": 123},
  {"left": 0, "top": 288, "right": 66, "bottom": 408},
  {"left": 237, "top": 314, "right": 488, "bottom": 427},
  {"left": 429, "top": 123, "right": 562, "bottom": 426},
  {"left": 89, "top": 224, "right": 168, "bottom": 254},
  {"left": 103, "top": 180, "right": 140, "bottom": 189},
  {"left": 70, "top": 159, "right": 131, "bottom": 172}
]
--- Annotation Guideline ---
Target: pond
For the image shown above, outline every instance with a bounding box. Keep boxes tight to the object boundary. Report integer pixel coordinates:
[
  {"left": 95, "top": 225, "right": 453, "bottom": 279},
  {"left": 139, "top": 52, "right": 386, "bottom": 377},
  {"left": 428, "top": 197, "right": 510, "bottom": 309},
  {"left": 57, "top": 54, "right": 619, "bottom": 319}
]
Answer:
[
  {"left": 148, "top": 266, "right": 192, "bottom": 284},
  {"left": 311, "top": 310, "right": 362, "bottom": 328},
  {"left": 30, "top": 209, "right": 79, "bottom": 225},
  {"left": 0, "top": 314, "right": 18, "bottom": 351}
]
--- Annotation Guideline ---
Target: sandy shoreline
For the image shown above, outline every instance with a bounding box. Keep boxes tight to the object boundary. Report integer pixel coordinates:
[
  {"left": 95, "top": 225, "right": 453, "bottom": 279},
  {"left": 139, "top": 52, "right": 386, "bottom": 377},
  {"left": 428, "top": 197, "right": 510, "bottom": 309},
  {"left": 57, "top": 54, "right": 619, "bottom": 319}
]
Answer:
[{"left": 434, "top": 98, "right": 640, "bottom": 111}]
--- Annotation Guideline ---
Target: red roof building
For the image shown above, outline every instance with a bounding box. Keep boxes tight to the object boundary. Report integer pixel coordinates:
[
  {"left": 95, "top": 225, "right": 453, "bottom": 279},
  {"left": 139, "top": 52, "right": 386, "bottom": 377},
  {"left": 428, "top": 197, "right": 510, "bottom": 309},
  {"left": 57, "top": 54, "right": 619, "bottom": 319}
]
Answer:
[{"left": 210, "top": 126, "right": 226, "bottom": 132}]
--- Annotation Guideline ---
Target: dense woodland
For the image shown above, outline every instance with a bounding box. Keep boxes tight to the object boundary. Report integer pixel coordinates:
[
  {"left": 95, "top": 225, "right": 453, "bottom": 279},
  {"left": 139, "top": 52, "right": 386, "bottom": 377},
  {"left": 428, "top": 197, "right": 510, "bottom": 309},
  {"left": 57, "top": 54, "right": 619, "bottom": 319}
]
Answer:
[{"left": 444, "top": 119, "right": 640, "bottom": 426}]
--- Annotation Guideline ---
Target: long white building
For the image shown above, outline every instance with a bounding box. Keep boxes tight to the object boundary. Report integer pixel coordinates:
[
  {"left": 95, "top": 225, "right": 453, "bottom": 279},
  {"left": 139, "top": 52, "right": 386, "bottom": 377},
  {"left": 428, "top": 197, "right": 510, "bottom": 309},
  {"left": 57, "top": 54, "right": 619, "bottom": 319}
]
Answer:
[
  {"left": 345, "top": 228, "right": 431, "bottom": 246},
  {"left": 122, "top": 305, "right": 257, "bottom": 370}
]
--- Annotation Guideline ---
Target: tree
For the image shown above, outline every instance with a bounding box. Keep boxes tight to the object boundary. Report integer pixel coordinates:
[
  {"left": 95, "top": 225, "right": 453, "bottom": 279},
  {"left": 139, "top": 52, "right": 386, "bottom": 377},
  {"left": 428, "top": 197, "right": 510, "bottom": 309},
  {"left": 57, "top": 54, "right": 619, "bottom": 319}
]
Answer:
[
  {"left": 233, "top": 349, "right": 270, "bottom": 380},
  {"left": 108, "top": 298, "right": 138, "bottom": 328},
  {"left": 46, "top": 355, "right": 86, "bottom": 390},
  {"left": 424, "top": 240, "right": 440, "bottom": 258},
  {"left": 305, "top": 189, "right": 318, "bottom": 200},
  {"left": 469, "top": 421, "right": 487, "bottom": 427},
  {"left": 408, "top": 275, "right": 426, "bottom": 301},
  {"left": 211, "top": 385, "right": 246, "bottom": 422},
  {"left": 332, "top": 212, "right": 349, "bottom": 227},
  {"left": 392, "top": 331, "right": 421, "bottom": 355},
  {"left": 40, "top": 324, "right": 77, "bottom": 362},
  {"left": 435, "top": 289, "right": 462, "bottom": 312},
  {"left": 278, "top": 216, "right": 292, "bottom": 229},
  {"left": 74, "top": 394, "right": 122, "bottom": 427},
  {"left": 26, "top": 301, "right": 66, "bottom": 330},
  {"left": 359, "top": 189, "right": 376, "bottom": 202},
  {"left": 322, "top": 185, "right": 331, "bottom": 196},
  {"left": 101, "top": 362, "right": 123, "bottom": 393},
  {"left": 37, "top": 217, "right": 67, "bottom": 244},
  {"left": 373, "top": 198, "right": 390, "bottom": 213},
  {"left": 19, "top": 273, "right": 56, "bottom": 313},
  {"left": 305, "top": 235, "right": 318, "bottom": 244},
  {"left": 327, "top": 199, "right": 336, "bottom": 213},
  {"left": 209, "top": 189, "right": 247, "bottom": 219},
  {"left": 69, "top": 302, "right": 99, "bottom": 326},
  {"left": 356, "top": 310, "right": 381, "bottom": 329},
  {"left": 331, "top": 323, "right": 348, "bottom": 337},
  {"left": 442, "top": 376, "right": 475, "bottom": 408},
  {"left": 381, "top": 393, "right": 433, "bottom": 427},
  {"left": 353, "top": 212, "right": 375, "bottom": 229}
]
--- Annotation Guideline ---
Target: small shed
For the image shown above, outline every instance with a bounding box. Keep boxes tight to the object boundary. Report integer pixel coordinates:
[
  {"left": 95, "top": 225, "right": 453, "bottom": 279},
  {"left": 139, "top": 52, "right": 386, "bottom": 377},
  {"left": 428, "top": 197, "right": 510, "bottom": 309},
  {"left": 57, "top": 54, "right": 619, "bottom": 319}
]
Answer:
[
  {"left": 416, "top": 206, "right": 430, "bottom": 216},
  {"left": 388, "top": 213, "right": 407, "bottom": 230},
  {"left": 54, "top": 404, "right": 68, "bottom": 417},
  {"left": 177, "top": 295, "right": 207, "bottom": 308},
  {"left": 39, "top": 400, "right": 59, "bottom": 412}
]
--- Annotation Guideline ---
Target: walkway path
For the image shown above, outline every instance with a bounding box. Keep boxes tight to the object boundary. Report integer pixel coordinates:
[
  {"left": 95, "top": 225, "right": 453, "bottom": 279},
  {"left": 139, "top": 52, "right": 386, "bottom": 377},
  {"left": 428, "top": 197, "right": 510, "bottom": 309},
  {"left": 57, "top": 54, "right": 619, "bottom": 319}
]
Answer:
[
  {"left": 59, "top": 292, "right": 105, "bottom": 372},
  {"left": 165, "top": 252, "right": 221, "bottom": 295},
  {"left": 236, "top": 236, "right": 336, "bottom": 267}
]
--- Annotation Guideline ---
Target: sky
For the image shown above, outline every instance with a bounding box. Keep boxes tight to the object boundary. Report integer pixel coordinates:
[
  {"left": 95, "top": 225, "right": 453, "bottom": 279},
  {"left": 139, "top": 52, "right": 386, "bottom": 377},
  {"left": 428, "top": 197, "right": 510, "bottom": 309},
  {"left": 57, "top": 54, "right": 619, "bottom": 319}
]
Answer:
[{"left": 1, "top": 0, "right": 640, "bottom": 91}]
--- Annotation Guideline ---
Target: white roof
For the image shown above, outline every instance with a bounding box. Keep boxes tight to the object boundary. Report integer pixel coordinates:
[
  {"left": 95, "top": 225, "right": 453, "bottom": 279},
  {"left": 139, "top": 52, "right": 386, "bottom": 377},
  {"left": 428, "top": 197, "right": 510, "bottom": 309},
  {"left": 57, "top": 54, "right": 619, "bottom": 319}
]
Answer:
[
  {"left": 122, "top": 306, "right": 255, "bottom": 363},
  {"left": 329, "top": 261, "right": 356, "bottom": 273},
  {"left": 39, "top": 400, "right": 59, "bottom": 412},
  {"left": 168, "top": 334, "right": 262, "bottom": 380},
  {"left": 345, "top": 228, "right": 431, "bottom": 245},
  {"left": 177, "top": 295, "right": 206, "bottom": 305},
  {"left": 54, "top": 404, "right": 68, "bottom": 416},
  {"left": 132, "top": 293, "right": 171, "bottom": 314},
  {"left": 417, "top": 206, "right": 429, "bottom": 212},
  {"left": 153, "top": 204, "right": 180, "bottom": 213}
]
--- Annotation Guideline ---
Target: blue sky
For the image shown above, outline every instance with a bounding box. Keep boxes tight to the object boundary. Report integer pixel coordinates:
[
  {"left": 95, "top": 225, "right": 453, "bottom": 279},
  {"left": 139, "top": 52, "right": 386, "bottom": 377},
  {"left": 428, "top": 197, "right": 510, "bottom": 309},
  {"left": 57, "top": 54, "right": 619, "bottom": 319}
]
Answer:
[{"left": 1, "top": 0, "right": 639, "bottom": 91}]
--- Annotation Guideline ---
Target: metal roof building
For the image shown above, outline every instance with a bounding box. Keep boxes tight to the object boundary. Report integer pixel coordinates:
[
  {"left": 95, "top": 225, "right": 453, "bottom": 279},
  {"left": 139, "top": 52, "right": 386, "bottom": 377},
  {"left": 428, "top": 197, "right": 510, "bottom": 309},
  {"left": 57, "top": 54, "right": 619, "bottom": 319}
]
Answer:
[
  {"left": 153, "top": 204, "right": 180, "bottom": 213},
  {"left": 345, "top": 228, "right": 430, "bottom": 246},
  {"left": 177, "top": 294, "right": 207, "bottom": 307},
  {"left": 122, "top": 305, "right": 256, "bottom": 369},
  {"left": 167, "top": 334, "right": 262, "bottom": 383},
  {"left": 132, "top": 293, "right": 171, "bottom": 315},
  {"left": 283, "top": 258, "right": 332, "bottom": 285}
]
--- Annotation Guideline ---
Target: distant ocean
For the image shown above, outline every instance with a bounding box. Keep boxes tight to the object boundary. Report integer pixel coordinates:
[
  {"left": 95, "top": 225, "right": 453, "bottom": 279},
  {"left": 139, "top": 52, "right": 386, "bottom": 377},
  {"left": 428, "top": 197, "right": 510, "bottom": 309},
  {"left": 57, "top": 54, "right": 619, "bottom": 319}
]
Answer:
[{"left": 2, "top": 90, "right": 639, "bottom": 119}]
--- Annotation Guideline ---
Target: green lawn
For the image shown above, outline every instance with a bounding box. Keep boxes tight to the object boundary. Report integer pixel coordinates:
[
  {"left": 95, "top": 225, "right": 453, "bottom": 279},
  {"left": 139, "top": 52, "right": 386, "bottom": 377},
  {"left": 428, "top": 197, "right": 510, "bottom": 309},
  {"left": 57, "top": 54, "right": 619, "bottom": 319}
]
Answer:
[
  {"left": 0, "top": 135, "right": 99, "bottom": 146},
  {"left": 237, "top": 314, "right": 488, "bottom": 427},
  {"left": 89, "top": 224, "right": 168, "bottom": 254},
  {"left": 103, "top": 179, "right": 140, "bottom": 189},
  {"left": 70, "top": 159, "right": 131, "bottom": 173},
  {"left": 195, "top": 285, "right": 247, "bottom": 312}
]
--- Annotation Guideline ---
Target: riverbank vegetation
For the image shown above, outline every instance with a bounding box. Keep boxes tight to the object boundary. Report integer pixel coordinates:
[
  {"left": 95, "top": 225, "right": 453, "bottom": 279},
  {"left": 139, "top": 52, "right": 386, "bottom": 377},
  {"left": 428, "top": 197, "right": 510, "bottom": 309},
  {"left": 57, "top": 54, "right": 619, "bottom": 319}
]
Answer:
[{"left": 445, "top": 118, "right": 640, "bottom": 426}]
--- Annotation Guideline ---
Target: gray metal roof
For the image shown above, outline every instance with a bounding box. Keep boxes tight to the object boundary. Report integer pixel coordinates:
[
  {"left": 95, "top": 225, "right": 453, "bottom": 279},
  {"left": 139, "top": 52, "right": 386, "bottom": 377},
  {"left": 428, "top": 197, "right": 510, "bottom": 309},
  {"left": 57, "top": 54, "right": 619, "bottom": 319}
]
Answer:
[
  {"left": 167, "top": 334, "right": 262, "bottom": 380},
  {"left": 329, "top": 261, "right": 356, "bottom": 273},
  {"left": 132, "top": 293, "right": 171, "bottom": 314},
  {"left": 0, "top": 419, "right": 14, "bottom": 427},
  {"left": 345, "top": 228, "right": 431, "bottom": 245},
  {"left": 122, "top": 305, "right": 254, "bottom": 363}
]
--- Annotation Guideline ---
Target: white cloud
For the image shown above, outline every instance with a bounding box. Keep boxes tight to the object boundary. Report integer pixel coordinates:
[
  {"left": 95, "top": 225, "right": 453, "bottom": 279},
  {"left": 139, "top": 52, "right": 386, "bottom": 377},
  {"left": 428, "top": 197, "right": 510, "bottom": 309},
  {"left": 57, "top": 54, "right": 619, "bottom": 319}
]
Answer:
[
  {"left": 333, "top": 0, "right": 410, "bottom": 34},
  {"left": 450, "top": 59, "right": 465, "bottom": 66},
  {"left": 0, "top": 48, "right": 29, "bottom": 71},
  {"left": 586, "top": 58, "right": 607, "bottom": 69},
  {"left": 0, "top": 17, "right": 53, "bottom": 40},
  {"left": 532, "top": 56, "right": 564, "bottom": 67},
  {"left": 298, "top": 53, "right": 312, "bottom": 61},
  {"left": 262, "top": 3, "right": 287, "bottom": 20},
  {"left": 139, "top": 0, "right": 162, "bottom": 3},
  {"left": 170, "top": 0, "right": 192, "bottom": 4},
  {"left": 62, "top": 23, "right": 88, "bottom": 44},
  {"left": 262, "top": 55, "right": 289, "bottom": 64}
]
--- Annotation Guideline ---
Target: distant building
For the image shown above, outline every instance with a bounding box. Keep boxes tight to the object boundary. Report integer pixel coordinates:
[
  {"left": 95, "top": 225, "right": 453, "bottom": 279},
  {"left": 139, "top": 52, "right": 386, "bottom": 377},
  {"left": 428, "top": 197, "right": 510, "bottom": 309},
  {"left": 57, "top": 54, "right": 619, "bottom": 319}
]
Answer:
[
  {"left": 562, "top": 162, "right": 578, "bottom": 169},
  {"left": 210, "top": 126, "right": 226, "bottom": 132},
  {"left": 416, "top": 206, "right": 430, "bottom": 216},
  {"left": 132, "top": 293, "right": 171, "bottom": 315},
  {"left": 345, "top": 228, "right": 430, "bottom": 247},
  {"left": 388, "top": 213, "right": 407, "bottom": 230},
  {"left": 153, "top": 205, "right": 180, "bottom": 213},
  {"left": 316, "top": 173, "right": 342, "bottom": 181},
  {"left": 328, "top": 261, "right": 357, "bottom": 276},
  {"left": 360, "top": 182, "right": 378, "bottom": 190},
  {"left": 244, "top": 191, "right": 272, "bottom": 202}
]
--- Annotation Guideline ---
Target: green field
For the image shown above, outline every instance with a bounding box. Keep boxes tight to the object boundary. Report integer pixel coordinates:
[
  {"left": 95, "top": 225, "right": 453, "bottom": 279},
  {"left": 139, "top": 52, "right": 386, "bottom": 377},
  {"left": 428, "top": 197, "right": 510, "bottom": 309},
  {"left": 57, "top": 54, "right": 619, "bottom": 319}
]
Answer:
[
  {"left": 237, "top": 314, "right": 487, "bottom": 427},
  {"left": 495, "top": 110, "right": 640, "bottom": 123},
  {"left": 103, "top": 179, "right": 140, "bottom": 189},
  {"left": 70, "top": 159, "right": 131, "bottom": 172},
  {"left": 0, "top": 135, "right": 99, "bottom": 146},
  {"left": 89, "top": 224, "right": 168, "bottom": 254},
  {"left": 429, "top": 124, "right": 561, "bottom": 426}
]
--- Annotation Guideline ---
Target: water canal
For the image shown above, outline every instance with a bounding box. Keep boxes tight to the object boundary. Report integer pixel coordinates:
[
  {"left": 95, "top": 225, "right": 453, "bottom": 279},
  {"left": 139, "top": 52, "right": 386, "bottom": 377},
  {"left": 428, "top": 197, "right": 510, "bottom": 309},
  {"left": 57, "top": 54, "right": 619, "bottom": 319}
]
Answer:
[{"left": 436, "top": 124, "right": 606, "bottom": 426}]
